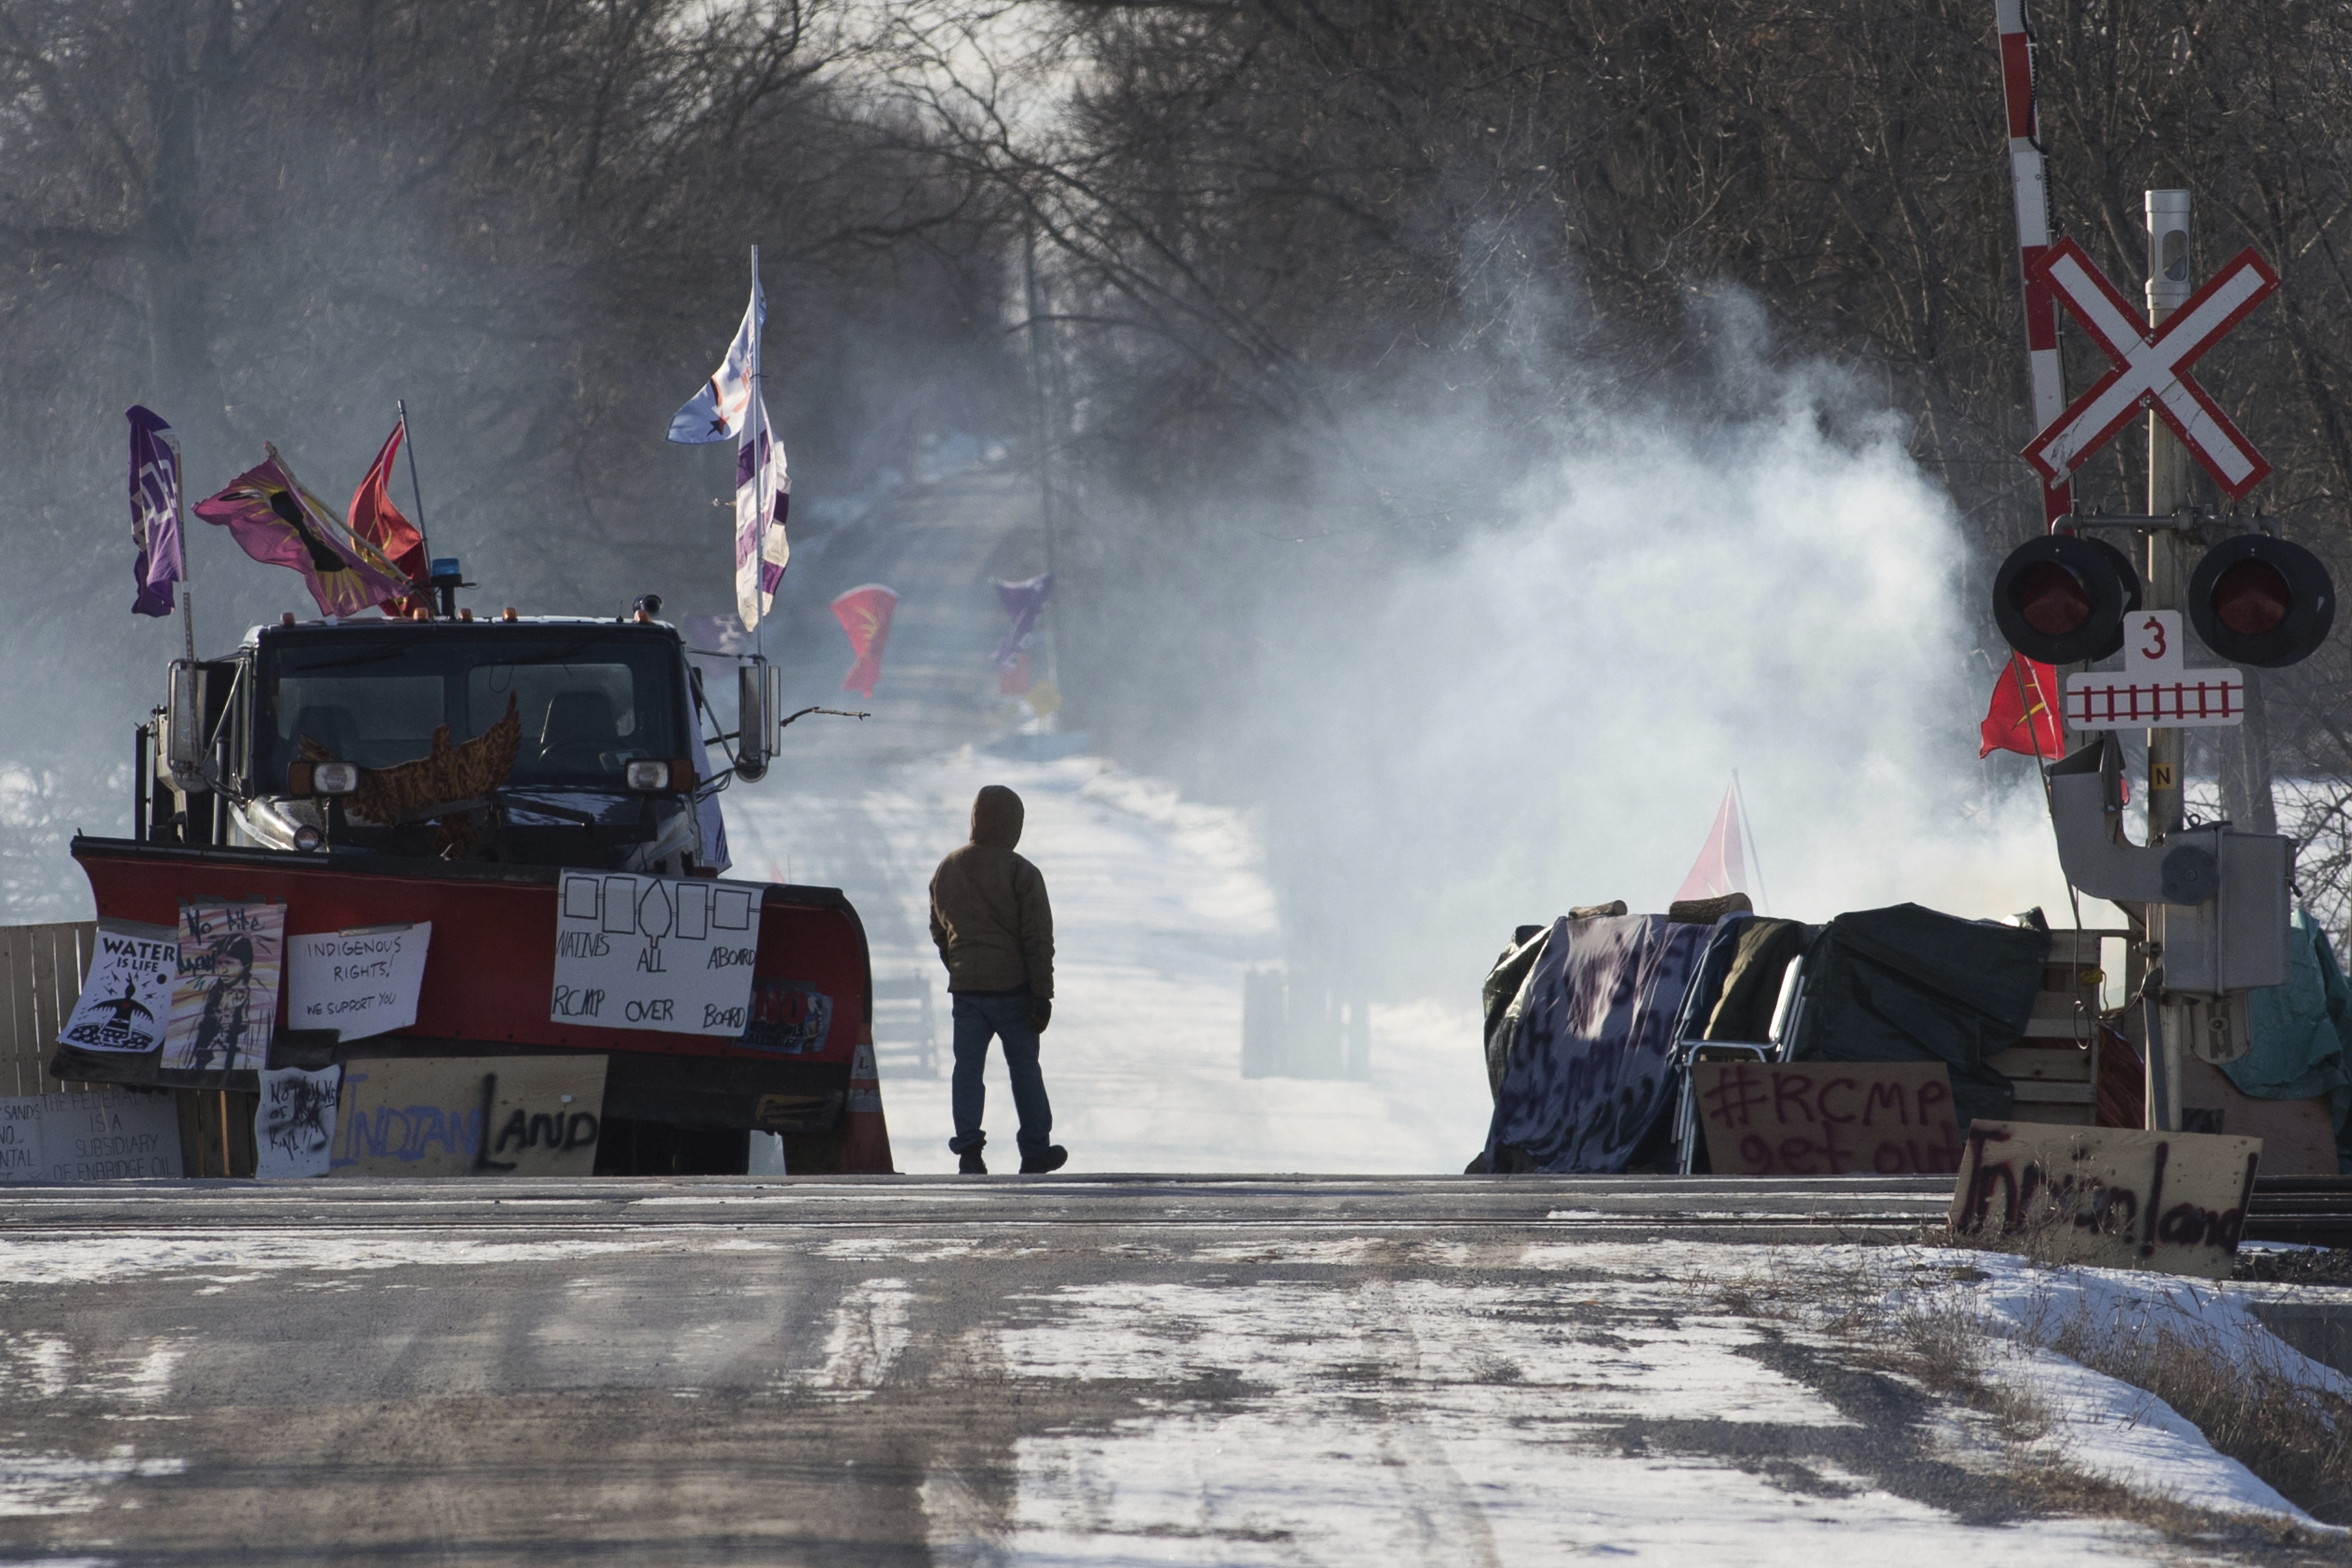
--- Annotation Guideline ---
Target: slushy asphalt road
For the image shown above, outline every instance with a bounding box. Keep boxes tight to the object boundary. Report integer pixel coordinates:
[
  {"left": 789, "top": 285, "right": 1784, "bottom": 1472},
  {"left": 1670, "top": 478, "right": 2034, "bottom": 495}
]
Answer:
[{"left": 0, "top": 1175, "right": 2272, "bottom": 1565}]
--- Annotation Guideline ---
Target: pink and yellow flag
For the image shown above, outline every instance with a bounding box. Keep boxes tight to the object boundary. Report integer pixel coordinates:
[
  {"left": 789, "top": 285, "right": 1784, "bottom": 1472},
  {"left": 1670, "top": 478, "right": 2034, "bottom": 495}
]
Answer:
[{"left": 195, "top": 445, "right": 408, "bottom": 617}]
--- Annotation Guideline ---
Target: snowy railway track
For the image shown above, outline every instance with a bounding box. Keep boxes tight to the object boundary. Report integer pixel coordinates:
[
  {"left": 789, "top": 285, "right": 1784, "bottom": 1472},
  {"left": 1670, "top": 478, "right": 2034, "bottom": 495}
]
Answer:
[{"left": 2, "top": 1173, "right": 2344, "bottom": 1245}]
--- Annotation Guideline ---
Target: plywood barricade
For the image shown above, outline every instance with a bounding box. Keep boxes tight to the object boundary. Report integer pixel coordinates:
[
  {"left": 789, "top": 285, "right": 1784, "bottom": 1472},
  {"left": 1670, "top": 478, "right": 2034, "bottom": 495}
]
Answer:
[
  {"left": 1948, "top": 1121, "right": 2262, "bottom": 1280},
  {"left": 1691, "top": 1061, "right": 1962, "bottom": 1176}
]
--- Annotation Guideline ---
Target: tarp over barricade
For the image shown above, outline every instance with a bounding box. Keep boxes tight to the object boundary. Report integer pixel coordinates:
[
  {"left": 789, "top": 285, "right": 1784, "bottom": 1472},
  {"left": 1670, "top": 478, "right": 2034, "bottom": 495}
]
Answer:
[
  {"left": 1783, "top": 903, "right": 2047, "bottom": 1132},
  {"left": 1482, "top": 913, "right": 1710, "bottom": 1173}
]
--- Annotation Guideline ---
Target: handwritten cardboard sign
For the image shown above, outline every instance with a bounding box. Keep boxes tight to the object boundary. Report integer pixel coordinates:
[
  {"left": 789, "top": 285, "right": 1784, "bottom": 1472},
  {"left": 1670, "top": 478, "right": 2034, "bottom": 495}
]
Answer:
[
  {"left": 0, "top": 1091, "right": 184, "bottom": 1183},
  {"left": 255, "top": 1065, "right": 342, "bottom": 1179},
  {"left": 1948, "top": 1122, "right": 2262, "bottom": 1280},
  {"left": 160, "top": 900, "right": 284, "bottom": 1073},
  {"left": 288, "top": 923, "right": 430, "bottom": 1042},
  {"left": 331, "top": 1055, "right": 606, "bottom": 1177},
  {"left": 550, "top": 870, "right": 763, "bottom": 1036},
  {"left": 1692, "top": 1060, "right": 1962, "bottom": 1176},
  {"left": 58, "top": 919, "right": 179, "bottom": 1054}
]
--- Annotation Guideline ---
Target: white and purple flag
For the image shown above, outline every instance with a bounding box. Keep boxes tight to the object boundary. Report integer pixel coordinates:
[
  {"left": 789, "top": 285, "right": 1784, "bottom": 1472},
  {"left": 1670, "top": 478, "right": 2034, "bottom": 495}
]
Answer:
[
  {"left": 127, "top": 405, "right": 184, "bottom": 617},
  {"left": 734, "top": 401, "right": 790, "bottom": 630},
  {"left": 992, "top": 573, "right": 1053, "bottom": 670},
  {"left": 670, "top": 254, "right": 789, "bottom": 628}
]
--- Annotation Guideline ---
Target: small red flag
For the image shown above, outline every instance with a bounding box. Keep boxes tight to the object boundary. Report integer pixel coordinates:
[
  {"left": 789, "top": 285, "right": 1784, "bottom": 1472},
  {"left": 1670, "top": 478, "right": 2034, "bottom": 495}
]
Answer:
[
  {"left": 350, "top": 419, "right": 430, "bottom": 617},
  {"left": 1674, "top": 785, "right": 1749, "bottom": 903},
  {"left": 831, "top": 584, "right": 898, "bottom": 699},
  {"left": 1978, "top": 654, "right": 2064, "bottom": 759}
]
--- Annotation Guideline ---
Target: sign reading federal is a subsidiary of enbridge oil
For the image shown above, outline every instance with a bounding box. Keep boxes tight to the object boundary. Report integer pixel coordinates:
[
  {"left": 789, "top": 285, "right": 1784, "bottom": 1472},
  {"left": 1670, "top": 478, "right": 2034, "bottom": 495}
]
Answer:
[{"left": 1948, "top": 1122, "right": 2262, "bottom": 1280}]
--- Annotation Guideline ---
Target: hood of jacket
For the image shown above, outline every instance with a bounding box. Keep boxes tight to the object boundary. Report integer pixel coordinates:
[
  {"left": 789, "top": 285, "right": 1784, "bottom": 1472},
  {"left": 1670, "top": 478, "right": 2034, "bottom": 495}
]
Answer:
[{"left": 970, "top": 785, "right": 1024, "bottom": 849}]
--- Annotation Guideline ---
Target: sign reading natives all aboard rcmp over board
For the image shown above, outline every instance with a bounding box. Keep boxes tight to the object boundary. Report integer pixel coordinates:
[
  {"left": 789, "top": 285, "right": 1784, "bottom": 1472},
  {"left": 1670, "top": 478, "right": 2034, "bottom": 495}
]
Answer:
[
  {"left": 58, "top": 918, "right": 179, "bottom": 1054},
  {"left": 550, "top": 871, "right": 764, "bottom": 1036},
  {"left": 1692, "top": 1060, "right": 1963, "bottom": 1176},
  {"left": 287, "top": 923, "right": 430, "bottom": 1042},
  {"left": 1949, "top": 1121, "right": 2262, "bottom": 1280}
]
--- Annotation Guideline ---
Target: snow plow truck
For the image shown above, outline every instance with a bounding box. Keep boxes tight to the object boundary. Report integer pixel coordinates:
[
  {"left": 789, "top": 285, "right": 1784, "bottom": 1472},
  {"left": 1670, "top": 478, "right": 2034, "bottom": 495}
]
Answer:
[{"left": 54, "top": 574, "right": 887, "bottom": 1177}]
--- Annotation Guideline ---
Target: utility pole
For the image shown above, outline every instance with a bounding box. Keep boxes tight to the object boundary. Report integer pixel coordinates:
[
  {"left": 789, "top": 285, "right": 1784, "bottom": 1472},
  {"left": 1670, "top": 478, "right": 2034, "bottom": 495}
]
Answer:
[
  {"left": 1022, "top": 224, "right": 1064, "bottom": 703},
  {"left": 2143, "top": 191, "right": 2193, "bottom": 842},
  {"left": 2142, "top": 189, "right": 2191, "bottom": 1132}
]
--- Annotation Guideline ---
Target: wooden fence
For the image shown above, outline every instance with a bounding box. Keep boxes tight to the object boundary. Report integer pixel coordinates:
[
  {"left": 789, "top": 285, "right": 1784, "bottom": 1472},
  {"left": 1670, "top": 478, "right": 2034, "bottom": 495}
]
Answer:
[{"left": 0, "top": 922, "right": 95, "bottom": 1096}]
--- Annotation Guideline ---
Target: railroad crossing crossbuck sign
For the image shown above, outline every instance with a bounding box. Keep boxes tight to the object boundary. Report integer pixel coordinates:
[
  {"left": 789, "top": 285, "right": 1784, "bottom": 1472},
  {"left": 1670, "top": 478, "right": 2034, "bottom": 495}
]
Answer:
[
  {"left": 2065, "top": 610, "right": 2243, "bottom": 731},
  {"left": 2022, "top": 236, "right": 2279, "bottom": 498}
]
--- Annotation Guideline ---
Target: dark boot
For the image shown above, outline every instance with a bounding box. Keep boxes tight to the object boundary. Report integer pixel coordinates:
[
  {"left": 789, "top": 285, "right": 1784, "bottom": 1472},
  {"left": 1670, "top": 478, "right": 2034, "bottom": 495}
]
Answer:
[
  {"left": 959, "top": 1148, "right": 988, "bottom": 1175},
  {"left": 1019, "top": 1145, "right": 1067, "bottom": 1174}
]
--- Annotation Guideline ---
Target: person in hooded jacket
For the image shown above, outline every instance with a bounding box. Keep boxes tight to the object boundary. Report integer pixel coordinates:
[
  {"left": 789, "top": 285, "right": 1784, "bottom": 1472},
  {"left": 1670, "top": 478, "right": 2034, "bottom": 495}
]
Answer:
[{"left": 929, "top": 784, "right": 1067, "bottom": 1174}]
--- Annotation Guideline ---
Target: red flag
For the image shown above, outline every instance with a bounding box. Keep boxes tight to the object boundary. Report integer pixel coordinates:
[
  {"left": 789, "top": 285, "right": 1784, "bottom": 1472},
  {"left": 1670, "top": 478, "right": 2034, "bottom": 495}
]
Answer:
[
  {"left": 350, "top": 419, "right": 430, "bottom": 617},
  {"left": 1978, "top": 655, "right": 2064, "bottom": 759},
  {"left": 831, "top": 584, "right": 898, "bottom": 698},
  {"left": 1674, "top": 786, "right": 1748, "bottom": 903}
]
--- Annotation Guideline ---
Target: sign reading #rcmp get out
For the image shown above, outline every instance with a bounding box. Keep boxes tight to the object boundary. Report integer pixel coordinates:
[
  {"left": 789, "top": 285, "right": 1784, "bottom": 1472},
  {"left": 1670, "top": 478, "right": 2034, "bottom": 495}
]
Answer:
[{"left": 550, "top": 870, "right": 764, "bottom": 1035}]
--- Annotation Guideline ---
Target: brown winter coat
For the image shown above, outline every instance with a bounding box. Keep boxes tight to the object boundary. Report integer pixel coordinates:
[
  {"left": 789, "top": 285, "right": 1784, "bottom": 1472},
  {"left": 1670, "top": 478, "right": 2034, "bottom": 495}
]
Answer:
[{"left": 928, "top": 785, "right": 1054, "bottom": 997}]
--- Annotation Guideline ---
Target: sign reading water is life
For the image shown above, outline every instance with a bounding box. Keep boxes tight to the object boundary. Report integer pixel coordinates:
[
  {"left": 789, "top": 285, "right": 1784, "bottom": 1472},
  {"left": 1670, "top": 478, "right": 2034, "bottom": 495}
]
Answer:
[{"left": 550, "top": 871, "right": 765, "bottom": 1035}]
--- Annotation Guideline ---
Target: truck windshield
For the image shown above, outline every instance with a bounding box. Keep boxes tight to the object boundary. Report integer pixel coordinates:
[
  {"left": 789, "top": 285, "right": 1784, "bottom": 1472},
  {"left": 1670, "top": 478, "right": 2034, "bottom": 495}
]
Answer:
[{"left": 260, "top": 630, "right": 686, "bottom": 792}]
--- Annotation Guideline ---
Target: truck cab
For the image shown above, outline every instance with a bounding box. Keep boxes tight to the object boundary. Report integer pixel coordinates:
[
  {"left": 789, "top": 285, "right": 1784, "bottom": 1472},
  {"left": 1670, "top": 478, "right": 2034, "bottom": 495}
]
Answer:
[{"left": 148, "top": 613, "right": 719, "bottom": 875}]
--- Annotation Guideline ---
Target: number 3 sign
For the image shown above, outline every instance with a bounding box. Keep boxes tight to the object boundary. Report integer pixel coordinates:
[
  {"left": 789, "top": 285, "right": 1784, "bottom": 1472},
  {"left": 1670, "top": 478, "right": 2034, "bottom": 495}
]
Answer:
[{"left": 2064, "top": 610, "right": 2246, "bottom": 729}]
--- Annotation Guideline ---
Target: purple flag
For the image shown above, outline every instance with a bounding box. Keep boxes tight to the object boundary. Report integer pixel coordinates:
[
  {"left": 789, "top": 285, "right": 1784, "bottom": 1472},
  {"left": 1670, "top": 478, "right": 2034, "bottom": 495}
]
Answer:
[
  {"left": 127, "top": 406, "right": 184, "bottom": 617},
  {"left": 992, "top": 573, "right": 1053, "bottom": 671}
]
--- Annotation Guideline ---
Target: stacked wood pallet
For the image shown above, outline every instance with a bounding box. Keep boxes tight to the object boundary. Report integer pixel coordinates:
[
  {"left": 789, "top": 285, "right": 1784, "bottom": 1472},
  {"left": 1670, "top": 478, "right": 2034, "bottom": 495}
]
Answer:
[{"left": 1984, "top": 928, "right": 2118, "bottom": 1127}]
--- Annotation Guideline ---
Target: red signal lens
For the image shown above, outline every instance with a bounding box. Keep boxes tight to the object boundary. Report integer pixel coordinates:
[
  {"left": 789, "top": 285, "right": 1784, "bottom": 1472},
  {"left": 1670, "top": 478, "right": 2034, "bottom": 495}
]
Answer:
[
  {"left": 2211, "top": 559, "right": 2291, "bottom": 636},
  {"left": 2014, "top": 561, "right": 2091, "bottom": 636}
]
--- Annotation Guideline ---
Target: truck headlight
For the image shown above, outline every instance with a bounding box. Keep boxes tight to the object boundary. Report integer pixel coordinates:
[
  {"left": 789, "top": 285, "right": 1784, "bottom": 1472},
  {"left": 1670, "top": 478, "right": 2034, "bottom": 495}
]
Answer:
[
  {"left": 313, "top": 762, "right": 359, "bottom": 796},
  {"left": 625, "top": 759, "right": 671, "bottom": 792}
]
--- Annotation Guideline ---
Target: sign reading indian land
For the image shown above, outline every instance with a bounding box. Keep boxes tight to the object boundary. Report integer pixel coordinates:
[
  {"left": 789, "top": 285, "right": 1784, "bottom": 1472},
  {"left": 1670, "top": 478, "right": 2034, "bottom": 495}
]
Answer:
[
  {"left": 1950, "top": 1122, "right": 2261, "bottom": 1280},
  {"left": 551, "top": 871, "right": 764, "bottom": 1036},
  {"left": 1693, "top": 1061, "right": 1963, "bottom": 1176}
]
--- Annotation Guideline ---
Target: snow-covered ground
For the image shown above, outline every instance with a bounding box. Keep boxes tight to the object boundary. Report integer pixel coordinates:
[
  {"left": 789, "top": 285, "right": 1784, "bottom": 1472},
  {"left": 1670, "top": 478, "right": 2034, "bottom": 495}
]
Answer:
[
  {"left": 3, "top": 1224, "right": 2340, "bottom": 1556},
  {"left": 722, "top": 748, "right": 1497, "bottom": 1174}
]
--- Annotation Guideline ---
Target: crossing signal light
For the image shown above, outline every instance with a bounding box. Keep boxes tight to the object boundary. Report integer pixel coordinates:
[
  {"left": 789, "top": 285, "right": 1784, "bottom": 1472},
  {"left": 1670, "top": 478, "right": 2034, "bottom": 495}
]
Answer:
[
  {"left": 2188, "top": 534, "right": 2335, "bottom": 668},
  {"left": 1991, "top": 534, "right": 2143, "bottom": 665}
]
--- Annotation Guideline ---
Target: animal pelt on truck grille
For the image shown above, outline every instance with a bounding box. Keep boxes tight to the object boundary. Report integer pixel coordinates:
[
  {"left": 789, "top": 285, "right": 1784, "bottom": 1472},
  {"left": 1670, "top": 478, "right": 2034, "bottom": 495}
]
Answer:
[{"left": 300, "top": 695, "right": 520, "bottom": 840}]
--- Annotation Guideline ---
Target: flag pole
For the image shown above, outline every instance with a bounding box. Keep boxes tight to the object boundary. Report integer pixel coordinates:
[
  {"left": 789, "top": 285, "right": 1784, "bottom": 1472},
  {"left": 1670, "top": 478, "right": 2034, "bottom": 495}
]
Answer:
[
  {"left": 396, "top": 399, "right": 431, "bottom": 564},
  {"left": 749, "top": 244, "right": 765, "bottom": 661},
  {"left": 1730, "top": 770, "right": 1772, "bottom": 916}
]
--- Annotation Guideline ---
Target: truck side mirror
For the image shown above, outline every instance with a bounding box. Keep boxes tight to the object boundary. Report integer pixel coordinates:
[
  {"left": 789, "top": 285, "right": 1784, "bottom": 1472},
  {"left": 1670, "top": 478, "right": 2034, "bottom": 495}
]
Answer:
[
  {"left": 165, "top": 660, "right": 209, "bottom": 786},
  {"left": 736, "top": 658, "right": 780, "bottom": 781}
]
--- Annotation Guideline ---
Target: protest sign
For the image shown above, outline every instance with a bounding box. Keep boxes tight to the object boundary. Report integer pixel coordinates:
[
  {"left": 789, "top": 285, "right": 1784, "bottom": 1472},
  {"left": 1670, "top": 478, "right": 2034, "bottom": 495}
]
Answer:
[
  {"left": 256, "top": 1064, "right": 343, "bottom": 1178},
  {"left": 0, "top": 1090, "right": 184, "bottom": 1183},
  {"left": 58, "top": 919, "right": 178, "bottom": 1054},
  {"left": 160, "top": 900, "right": 284, "bottom": 1073},
  {"left": 1692, "top": 1060, "right": 1962, "bottom": 1176},
  {"left": 1949, "top": 1122, "right": 2262, "bottom": 1280},
  {"left": 287, "top": 923, "right": 429, "bottom": 1042},
  {"left": 332, "top": 1055, "right": 606, "bottom": 1177},
  {"left": 550, "top": 871, "right": 763, "bottom": 1037}
]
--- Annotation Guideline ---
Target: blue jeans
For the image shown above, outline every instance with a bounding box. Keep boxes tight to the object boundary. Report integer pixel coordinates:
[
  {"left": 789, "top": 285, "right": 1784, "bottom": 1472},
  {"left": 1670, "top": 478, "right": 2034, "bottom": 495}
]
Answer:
[{"left": 949, "top": 990, "right": 1053, "bottom": 1156}]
